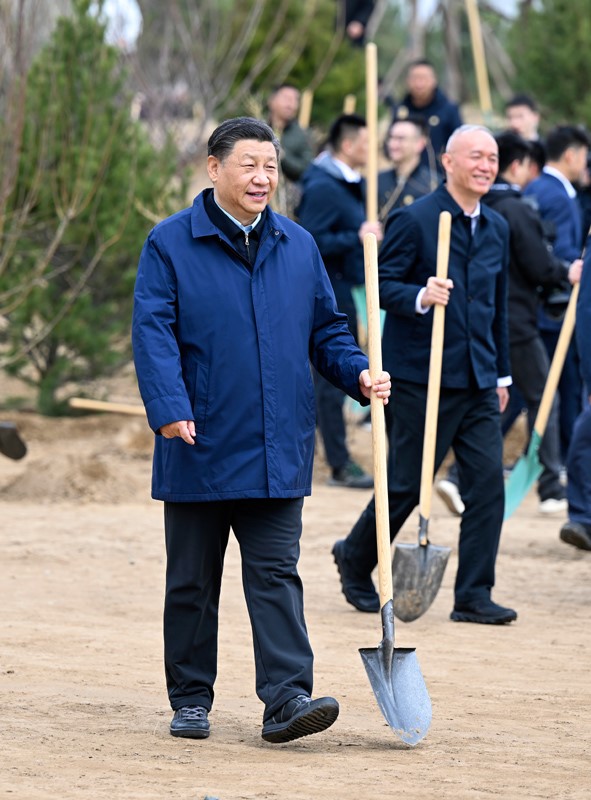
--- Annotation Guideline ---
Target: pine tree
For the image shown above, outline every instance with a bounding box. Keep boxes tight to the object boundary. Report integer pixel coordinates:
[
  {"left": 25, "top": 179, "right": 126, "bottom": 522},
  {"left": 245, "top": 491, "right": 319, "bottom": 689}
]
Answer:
[{"left": 0, "top": 0, "right": 181, "bottom": 413}]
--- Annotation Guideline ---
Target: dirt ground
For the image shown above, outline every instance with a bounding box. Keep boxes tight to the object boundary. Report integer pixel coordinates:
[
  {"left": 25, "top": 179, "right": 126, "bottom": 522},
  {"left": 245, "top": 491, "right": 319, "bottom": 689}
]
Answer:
[{"left": 1, "top": 382, "right": 590, "bottom": 800}]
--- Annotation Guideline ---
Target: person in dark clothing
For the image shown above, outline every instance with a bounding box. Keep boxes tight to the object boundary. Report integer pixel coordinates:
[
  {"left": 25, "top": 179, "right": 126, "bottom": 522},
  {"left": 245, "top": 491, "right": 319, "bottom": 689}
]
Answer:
[
  {"left": 393, "top": 59, "right": 463, "bottom": 176},
  {"left": 343, "top": 0, "right": 376, "bottom": 45},
  {"left": 132, "top": 117, "right": 391, "bottom": 743},
  {"left": 378, "top": 115, "right": 438, "bottom": 219},
  {"left": 333, "top": 124, "right": 517, "bottom": 625},
  {"left": 298, "top": 114, "right": 383, "bottom": 488},
  {"left": 505, "top": 94, "right": 541, "bottom": 142},
  {"left": 524, "top": 125, "right": 590, "bottom": 463},
  {"left": 560, "top": 243, "right": 591, "bottom": 551}
]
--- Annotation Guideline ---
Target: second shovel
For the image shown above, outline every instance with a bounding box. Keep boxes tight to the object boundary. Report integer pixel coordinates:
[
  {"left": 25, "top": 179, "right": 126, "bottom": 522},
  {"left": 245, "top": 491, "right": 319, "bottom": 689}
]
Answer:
[{"left": 392, "top": 211, "right": 453, "bottom": 623}]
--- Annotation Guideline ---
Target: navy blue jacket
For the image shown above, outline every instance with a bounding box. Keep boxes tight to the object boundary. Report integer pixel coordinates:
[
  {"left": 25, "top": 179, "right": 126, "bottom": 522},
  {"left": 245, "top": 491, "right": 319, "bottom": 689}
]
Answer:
[
  {"left": 297, "top": 157, "right": 366, "bottom": 285},
  {"left": 578, "top": 245, "right": 591, "bottom": 395},
  {"left": 132, "top": 192, "right": 369, "bottom": 502},
  {"left": 523, "top": 171, "right": 583, "bottom": 262},
  {"left": 395, "top": 88, "right": 462, "bottom": 171},
  {"left": 379, "top": 184, "right": 510, "bottom": 389}
]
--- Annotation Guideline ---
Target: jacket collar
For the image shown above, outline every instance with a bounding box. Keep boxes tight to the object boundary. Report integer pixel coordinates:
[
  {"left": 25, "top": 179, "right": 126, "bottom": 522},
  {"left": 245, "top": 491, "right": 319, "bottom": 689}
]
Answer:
[
  {"left": 190, "top": 189, "right": 288, "bottom": 242},
  {"left": 433, "top": 182, "right": 495, "bottom": 227}
]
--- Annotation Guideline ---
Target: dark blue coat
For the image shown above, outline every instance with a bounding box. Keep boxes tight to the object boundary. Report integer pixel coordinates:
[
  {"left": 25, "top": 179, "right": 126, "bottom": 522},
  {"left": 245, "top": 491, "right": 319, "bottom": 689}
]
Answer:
[
  {"left": 297, "top": 157, "right": 366, "bottom": 285},
  {"left": 578, "top": 244, "right": 591, "bottom": 395},
  {"left": 379, "top": 184, "right": 510, "bottom": 389},
  {"left": 132, "top": 192, "right": 369, "bottom": 502},
  {"left": 523, "top": 171, "right": 583, "bottom": 262},
  {"left": 395, "top": 88, "right": 462, "bottom": 171}
]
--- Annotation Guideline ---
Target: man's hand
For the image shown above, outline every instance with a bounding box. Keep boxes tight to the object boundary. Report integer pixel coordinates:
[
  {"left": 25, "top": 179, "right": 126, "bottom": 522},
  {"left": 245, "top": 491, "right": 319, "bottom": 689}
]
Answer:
[
  {"left": 496, "top": 387, "right": 509, "bottom": 414},
  {"left": 568, "top": 258, "right": 583, "bottom": 285},
  {"left": 160, "top": 420, "right": 196, "bottom": 444},
  {"left": 421, "top": 276, "right": 454, "bottom": 308},
  {"left": 359, "top": 370, "right": 391, "bottom": 404},
  {"left": 359, "top": 220, "right": 383, "bottom": 244}
]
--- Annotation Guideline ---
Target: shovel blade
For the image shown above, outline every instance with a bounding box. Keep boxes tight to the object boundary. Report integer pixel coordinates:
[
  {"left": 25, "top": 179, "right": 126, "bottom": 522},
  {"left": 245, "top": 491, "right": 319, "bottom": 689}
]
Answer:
[
  {"left": 391, "top": 542, "right": 451, "bottom": 622},
  {"left": 503, "top": 431, "right": 543, "bottom": 520},
  {"left": 359, "top": 645, "right": 432, "bottom": 746}
]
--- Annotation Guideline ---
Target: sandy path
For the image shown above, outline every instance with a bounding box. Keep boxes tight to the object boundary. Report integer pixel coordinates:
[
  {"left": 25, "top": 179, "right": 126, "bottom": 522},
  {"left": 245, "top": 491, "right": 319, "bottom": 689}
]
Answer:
[{"left": 1, "top": 411, "right": 590, "bottom": 799}]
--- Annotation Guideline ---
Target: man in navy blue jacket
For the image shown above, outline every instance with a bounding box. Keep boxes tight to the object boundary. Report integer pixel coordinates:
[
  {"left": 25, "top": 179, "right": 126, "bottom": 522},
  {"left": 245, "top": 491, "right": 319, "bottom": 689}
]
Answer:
[
  {"left": 132, "top": 118, "right": 391, "bottom": 743},
  {"left": 333, "top": 125, "right": 517, "bottom": 624},
  {"left": 298, "top": 114, "right": 383, "bottom": 488},
  {"left": 560, "top": 245, "right": 591, "bottom": 551},
  {"left": 524, "top": 125, "right": 590, "bottom": 467},
  {"left": 394, "top": 59, "right": 463, "bottom": 176}
]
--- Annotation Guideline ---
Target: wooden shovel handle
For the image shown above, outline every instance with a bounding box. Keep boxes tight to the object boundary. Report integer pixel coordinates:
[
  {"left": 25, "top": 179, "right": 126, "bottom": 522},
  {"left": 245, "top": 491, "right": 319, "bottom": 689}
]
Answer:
[
  {"left": 419, "top": 211, "right": 452, "bottom": 524},
  {"left": 533, "top": 281, "right": 580, "bottom": 438},
  {"left": 365, "top": 42, "right": 379, "bottom": 224},
  {"left": 69, "top": 397, "right": 146, "bottom": 416},
  {"left": 364, "top": 232, "right": 392, "bottom": 607}
]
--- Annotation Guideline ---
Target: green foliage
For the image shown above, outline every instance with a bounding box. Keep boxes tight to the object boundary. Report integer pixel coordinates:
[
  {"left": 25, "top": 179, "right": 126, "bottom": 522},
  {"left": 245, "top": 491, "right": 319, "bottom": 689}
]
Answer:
[
  {"left": 0, "top": 0, "right": 181, "bottom": 414},
  {"left": 507, "top": 0, "right": 591, "bottom": 128}
]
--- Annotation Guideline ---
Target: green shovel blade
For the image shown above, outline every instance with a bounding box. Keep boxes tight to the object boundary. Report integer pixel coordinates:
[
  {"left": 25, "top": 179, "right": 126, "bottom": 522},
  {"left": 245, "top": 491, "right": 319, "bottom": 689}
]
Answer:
[{"left": 503, "top": 430, "right": 544, "bottom": 520}]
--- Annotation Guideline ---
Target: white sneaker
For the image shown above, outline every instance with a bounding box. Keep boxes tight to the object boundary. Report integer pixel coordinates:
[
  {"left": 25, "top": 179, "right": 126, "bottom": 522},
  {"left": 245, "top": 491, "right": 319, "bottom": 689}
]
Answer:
[
  {"left": 539, "top": 497, "right": 568, "bottom": 515},
  {"left": 436, "top": 479, "right": 465, "bottom": 516}
]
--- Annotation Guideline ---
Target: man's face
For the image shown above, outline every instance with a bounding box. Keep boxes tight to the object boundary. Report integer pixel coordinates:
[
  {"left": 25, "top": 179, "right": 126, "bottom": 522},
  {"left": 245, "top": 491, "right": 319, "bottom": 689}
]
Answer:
[
  {"left": 565, "top": 145, "right": 589, "bottom": 183},
  {"left": 506, "top": 105, "right": 540, "bottom": 140},
  {"left": 386, "top": 121, "right": 425, "bottom": 167},
  {"left": 268, "top": 87, "right": 300, "bottom": 125},
  {"left": 442, "top": 129, "right": 499, "bottom": 198},
  {"left": 207, "top": 139, "right": 278, "bottom": 225},
  {"left": 341, "top": 127, "right": 369, "bottom": 170},
  {"left": 406, "top": 65, "right": 437, "bottom": 105}
]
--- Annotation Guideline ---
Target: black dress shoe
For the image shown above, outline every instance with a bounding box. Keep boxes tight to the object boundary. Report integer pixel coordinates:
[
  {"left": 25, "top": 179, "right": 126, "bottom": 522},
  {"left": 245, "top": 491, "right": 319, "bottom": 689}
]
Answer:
[
  {"left": 170, "top": 705, "right": 210, "bottom": 739},
  {"left": 560, "top": 521, "right": 591, "bottom": 551},
  {"left": 450, "top": 599, "right": 517, "bottom": 625},
  {"left": 0, "top": 422, "right": 27, "bottom": 460},
  {"left": 262, "top": 694, "right": 339, "bottom": 743},
  {"left": 332, "top": 540, "right": 380, "bottom": 613}
]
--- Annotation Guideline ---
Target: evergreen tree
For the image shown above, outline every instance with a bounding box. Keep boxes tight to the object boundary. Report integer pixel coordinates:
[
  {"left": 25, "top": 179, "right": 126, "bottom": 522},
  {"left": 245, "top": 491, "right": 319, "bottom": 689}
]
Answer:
[
  {"left": 0, "top": 0, "right": 181, "bottom": 413},
  {"left": 508, "top": 0, "right": 591, "bottom": 128}
]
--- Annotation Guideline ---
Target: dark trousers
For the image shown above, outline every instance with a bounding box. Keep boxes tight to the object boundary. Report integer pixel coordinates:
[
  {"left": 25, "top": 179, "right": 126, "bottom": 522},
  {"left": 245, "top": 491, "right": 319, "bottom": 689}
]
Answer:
[
  {"left": 163, "top": 498, "right": 313, "bottom": 720},
  {"left": 315, "top": 277, "right": 358, "bottom": 470},
  {"left": 507, "top": 336, "right": 564, "bottom": 501},
  {"left": 344, "top": 380, "right": 505, "bottom": 606},
  {"left": 540, "top": 329, "right": 584, "bottom": 463},
  {"left": 566, "top": 404, "right": 591, "bottom": 526}
]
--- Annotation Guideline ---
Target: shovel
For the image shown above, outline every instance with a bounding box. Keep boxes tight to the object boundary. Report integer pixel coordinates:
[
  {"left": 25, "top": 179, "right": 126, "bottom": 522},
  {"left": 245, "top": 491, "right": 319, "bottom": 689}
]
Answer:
[
  {"left": 359, "top": 232, "right": 432, "bottom": 746},
  {"left": 503, "top": 281, "right": 580, "bottom": 519},
  {"left": 391, "top": 211, "right": 453, "bottom": 623}
]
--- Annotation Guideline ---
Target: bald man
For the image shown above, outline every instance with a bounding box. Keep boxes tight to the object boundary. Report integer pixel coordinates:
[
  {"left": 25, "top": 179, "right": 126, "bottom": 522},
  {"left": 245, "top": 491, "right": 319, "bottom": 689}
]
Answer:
[{"left": 333, "top": 125, "right": 517, "bottom": 625}]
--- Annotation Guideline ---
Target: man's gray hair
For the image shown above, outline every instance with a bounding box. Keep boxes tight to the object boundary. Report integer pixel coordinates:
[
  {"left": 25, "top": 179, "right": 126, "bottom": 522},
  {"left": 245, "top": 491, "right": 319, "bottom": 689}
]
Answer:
[
  {"left": 445, "top": 124, "right": 495, "bottom": 153},
  {"left": 207, "top": 117, "right": 280, "bottom": 161}
]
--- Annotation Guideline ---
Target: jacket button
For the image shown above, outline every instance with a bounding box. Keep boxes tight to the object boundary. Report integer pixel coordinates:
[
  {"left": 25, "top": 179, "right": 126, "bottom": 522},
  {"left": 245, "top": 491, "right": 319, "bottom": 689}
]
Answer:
[{"left": 274, "top": 230, "right": 280, "bottom": 236}]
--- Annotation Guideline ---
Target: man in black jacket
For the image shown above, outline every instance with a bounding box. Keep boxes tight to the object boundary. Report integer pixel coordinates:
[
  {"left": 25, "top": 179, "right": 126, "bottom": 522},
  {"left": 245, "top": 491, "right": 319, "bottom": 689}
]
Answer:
[{"left": 439, "top": 132, "right": 582, "bottom": 515}]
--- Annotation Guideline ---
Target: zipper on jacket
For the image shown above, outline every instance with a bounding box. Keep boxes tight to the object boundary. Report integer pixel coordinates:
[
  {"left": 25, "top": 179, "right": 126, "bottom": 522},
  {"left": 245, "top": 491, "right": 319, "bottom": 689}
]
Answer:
[{"left": 244, "top": 230, "right": 250, "bottom": 264}]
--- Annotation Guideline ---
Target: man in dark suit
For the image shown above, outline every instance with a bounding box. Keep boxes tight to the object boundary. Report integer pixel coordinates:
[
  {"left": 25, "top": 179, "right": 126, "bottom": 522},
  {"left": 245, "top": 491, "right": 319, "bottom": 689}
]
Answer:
[{"left": 333, "top": 124, "right": 518, "bottom": 624}]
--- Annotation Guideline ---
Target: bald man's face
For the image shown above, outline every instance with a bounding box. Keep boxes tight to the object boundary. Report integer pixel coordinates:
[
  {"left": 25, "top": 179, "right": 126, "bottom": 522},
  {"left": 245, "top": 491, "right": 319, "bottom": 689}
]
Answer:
[{"left": 442, "top": 130, "right": 499, "bottom": 198}]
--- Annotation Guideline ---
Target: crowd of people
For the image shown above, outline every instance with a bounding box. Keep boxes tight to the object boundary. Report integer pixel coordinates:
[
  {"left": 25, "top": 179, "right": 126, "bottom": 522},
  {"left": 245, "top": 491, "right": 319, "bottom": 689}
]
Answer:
[{"left": 129, "top": 59, "right": 590, "bottom": 744}]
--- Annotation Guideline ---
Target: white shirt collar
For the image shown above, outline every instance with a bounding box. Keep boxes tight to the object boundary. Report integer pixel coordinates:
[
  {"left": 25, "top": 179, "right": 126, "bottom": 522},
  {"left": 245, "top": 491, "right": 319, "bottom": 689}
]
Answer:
[
  {"left": 214, "top": 196, "right": 262, "bottom": 233},
  {"left": 543, "top": 165, "right": 578, "bottom": 199},
  {"left": 331, "top": 157, "right": 362, "bottom": 184},
  {"left": 464, "top": 201, "right": 480, "bottom": 235}
]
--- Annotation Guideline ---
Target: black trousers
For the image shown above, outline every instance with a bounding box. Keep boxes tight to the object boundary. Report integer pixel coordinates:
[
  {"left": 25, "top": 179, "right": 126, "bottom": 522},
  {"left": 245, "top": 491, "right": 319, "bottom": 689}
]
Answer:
[
  {"left": 163, "top": 498, "right": 313, "bottom": 720},
  {"left": 344, "top": 380, "right": 505, "bottom": 606}
]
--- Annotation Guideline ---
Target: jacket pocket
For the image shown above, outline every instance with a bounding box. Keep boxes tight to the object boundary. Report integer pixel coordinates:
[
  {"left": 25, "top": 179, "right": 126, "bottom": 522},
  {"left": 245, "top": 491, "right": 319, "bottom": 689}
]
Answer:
[{"left": 193, "top": 362, "right": 210, "bottom": 435}]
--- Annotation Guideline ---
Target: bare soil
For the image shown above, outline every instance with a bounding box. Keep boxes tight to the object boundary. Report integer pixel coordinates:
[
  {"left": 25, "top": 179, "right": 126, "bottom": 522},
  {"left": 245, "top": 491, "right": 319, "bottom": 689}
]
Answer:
[{"left": 1, "top": 387, "right": 590, "bottom": 799}]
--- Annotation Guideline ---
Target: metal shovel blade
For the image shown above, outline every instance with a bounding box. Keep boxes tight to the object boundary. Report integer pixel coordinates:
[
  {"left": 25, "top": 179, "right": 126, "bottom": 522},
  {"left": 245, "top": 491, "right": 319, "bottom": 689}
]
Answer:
[
  {"left": 359, "top": 600, "right": 432, "bottom": 746},
  {"left": 392, "top": 541, "right": 451, "bottom": 623}
]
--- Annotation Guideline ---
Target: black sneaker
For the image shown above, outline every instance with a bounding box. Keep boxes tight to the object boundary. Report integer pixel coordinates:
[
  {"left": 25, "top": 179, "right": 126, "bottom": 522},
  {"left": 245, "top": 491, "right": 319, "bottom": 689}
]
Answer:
[
  {"left": 170, "top": 705, "right": 210, "bottom": 739},
  {"left": 262, "top": 695, "right": 339, "bottom": 743},
  {"left": 328, "top": 460, "right": 373, "bottom": 489},
  {"left": 332, "top": 540, "right": 380, "bottom": 612},
  {"left": 560, "top": 521, "right": 591, "bottom": 551},
  {"left": 450, "top": 599, "right": 517, "bottom": 625},
  {"left": 0, "top": 422, "right": 27, "bottom": 460}
]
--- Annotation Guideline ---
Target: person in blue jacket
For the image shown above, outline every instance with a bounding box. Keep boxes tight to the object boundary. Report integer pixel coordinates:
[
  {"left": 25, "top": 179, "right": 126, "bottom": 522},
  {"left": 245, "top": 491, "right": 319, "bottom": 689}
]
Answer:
[
  {"left": 333, "top": 125, "right": 517, "bottom": 625},
  {"left": 132, "top": 117, "right": 391, "bottom": 744},
  {"left": 298, "top": 114, "right": 382, "bottom": 488},
  {"left": 524, "top": 125, "right": 590, "bottom": 467},
  {"left": 394, "top": 59, "right": 463, "bottom": 177},
  {"left": 560, "top": 244, "right": 591, "bottom": 551}
]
